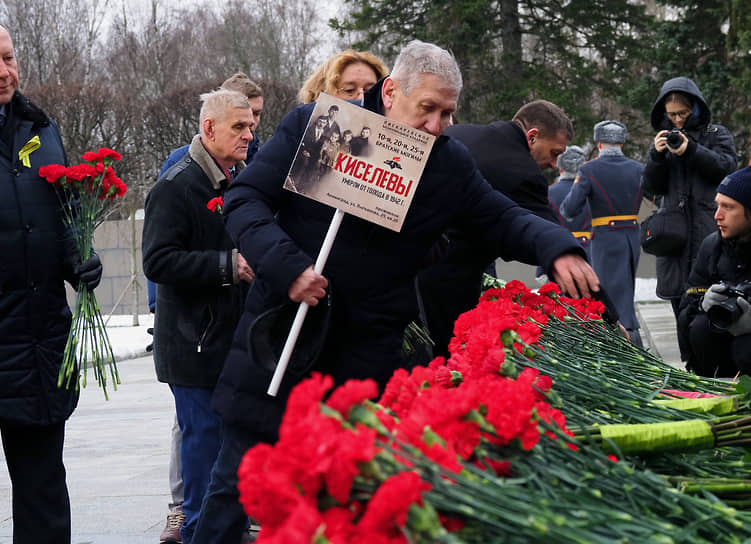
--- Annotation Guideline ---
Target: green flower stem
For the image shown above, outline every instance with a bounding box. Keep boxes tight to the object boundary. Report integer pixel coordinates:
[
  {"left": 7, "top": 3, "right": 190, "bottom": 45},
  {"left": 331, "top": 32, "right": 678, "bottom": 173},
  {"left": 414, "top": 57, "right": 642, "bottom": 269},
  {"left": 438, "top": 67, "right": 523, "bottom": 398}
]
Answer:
[{"left": 54, "top": 160, "right": 121, "bottom": 398}]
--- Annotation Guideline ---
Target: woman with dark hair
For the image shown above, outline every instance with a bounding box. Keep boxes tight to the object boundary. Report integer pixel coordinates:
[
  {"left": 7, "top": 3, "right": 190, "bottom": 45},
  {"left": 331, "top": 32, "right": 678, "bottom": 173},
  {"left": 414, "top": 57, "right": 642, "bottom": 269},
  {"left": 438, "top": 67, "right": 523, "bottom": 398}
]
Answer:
[
  {"left": 642, "top": 76, "right": 736, "bottom": 346},
  {"left": 298, "top": 49, "right": 388, "bottom": 104}
]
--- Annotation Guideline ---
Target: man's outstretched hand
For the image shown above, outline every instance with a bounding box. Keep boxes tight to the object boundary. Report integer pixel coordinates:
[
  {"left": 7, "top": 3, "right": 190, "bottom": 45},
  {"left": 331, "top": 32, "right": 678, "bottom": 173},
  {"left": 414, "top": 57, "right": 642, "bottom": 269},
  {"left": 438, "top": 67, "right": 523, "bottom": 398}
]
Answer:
[{"left": 550, "top": 253, "right": 600, "bottom": 299}]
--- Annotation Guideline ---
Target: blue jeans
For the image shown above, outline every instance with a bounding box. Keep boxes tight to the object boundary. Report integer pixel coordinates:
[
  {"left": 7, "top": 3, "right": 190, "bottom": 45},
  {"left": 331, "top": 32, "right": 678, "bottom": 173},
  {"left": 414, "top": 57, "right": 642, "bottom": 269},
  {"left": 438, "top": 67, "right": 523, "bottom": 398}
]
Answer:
[
  {"left": 171, "top": 385, "right": 222, "bottom": 544},
  {"left": 192, "top": 423, "right": 273, "bottom": 543}
]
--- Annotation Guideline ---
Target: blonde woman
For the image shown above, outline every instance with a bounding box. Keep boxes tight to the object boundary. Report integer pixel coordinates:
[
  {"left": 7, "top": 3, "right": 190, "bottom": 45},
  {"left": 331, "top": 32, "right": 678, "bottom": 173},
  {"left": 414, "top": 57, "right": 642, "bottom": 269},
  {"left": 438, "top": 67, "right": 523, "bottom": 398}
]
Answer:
[{"left": 298, "top": 49, "right": 388, "bottom": 103}]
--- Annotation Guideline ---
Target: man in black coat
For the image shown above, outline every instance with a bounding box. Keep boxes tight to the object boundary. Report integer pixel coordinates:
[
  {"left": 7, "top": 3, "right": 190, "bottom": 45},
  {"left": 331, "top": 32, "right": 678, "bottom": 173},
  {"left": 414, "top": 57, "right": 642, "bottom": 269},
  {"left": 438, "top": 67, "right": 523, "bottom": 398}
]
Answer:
[
  {"left": 417, "top": 100, "right": 574, "bottom": 357},
  {"left": 0, "top": 25, "right": 102, "bottom": 543},
  {"left": 444, "top": 99, "right": 573, "bottom": 223},
  {"left": 142, "top": 89, "right": 255, "bottom": 544},
  {"left": 192, "top": 39, "right": 600, "bottom": 543},
  {"left": 678, "top": 166, "right": 751, "bottom": 377}
]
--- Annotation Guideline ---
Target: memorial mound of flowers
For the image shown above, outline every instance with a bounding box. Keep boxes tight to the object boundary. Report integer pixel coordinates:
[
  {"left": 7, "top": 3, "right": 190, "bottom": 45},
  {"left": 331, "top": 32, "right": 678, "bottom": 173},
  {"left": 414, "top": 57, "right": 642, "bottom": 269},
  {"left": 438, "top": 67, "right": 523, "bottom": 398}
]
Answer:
[{"left": 237, "top": 280, "right": 751, "bottom": 543}]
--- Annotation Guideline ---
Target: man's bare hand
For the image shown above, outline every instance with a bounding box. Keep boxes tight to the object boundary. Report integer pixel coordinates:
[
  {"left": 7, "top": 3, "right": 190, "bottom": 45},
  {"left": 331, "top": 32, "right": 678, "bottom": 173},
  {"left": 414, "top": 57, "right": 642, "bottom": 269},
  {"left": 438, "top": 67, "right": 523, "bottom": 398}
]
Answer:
[
  {"left": 237, "top": 253, "right": 254, "bottom": 283},
  {"left": 288, "top": 265, "right": 328, "bottom": 306},
  {"left": 550, "top": 254, "right": 600, "bottom": 299}
]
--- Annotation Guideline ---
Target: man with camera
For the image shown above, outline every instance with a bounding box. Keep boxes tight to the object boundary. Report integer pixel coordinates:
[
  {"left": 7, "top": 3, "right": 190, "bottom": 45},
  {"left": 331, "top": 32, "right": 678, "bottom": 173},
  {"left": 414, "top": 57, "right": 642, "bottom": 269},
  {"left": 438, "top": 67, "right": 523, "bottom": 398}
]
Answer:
[
  {"left": 642, "top": 77, "right": 736, "bottom": 343},
  {"left": 677, "top": 166, "right": 751, "bottom": 377}
]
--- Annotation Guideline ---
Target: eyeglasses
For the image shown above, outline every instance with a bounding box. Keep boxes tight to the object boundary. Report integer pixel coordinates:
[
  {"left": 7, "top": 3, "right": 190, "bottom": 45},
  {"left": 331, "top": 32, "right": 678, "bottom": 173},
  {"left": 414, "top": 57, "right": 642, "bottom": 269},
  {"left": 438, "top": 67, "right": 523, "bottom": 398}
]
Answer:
[
  {"left": 337, "top": 85, "right": 374, "bottom": 99},
  {"left": 666, "top": 109, "right": 691, "bottom": 120}
]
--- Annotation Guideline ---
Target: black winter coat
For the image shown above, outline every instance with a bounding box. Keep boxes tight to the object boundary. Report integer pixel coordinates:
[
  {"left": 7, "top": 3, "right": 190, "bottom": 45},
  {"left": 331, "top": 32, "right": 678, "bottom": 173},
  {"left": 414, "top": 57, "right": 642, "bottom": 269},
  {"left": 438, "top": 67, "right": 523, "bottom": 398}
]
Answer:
[
  {"left": 212, "top": 80, "right": 586, "bottom": 434},
  {"left": 444, "top": 120, "right": 557, "bottom": 223},
  {"left": 142, "top": 137, "right": 247, "bottom": 387},
  {"left": 677, "top": 231, "right": 751, "bottom": 354},
  {"left": 642, "top": 77, "right": 737, "bottom": 299},
  {"left": 0, "top": 92, "right": 79, "bottom": 426}
]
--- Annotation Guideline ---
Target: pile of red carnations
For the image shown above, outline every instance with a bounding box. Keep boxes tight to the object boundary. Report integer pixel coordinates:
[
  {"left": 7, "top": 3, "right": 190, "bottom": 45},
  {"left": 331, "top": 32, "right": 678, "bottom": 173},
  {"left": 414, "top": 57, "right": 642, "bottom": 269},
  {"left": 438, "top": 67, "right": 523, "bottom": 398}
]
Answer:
[{"left": 237, "top": 281, "right": 751, "bottom": 543}]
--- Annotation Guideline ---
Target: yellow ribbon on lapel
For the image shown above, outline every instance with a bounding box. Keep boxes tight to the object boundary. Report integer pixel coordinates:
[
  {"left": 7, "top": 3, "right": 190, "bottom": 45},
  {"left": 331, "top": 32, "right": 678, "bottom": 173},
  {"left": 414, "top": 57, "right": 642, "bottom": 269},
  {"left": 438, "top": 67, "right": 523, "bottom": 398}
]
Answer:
[{"left": 18, "top": 135, "right": 40, "bottom": 167}]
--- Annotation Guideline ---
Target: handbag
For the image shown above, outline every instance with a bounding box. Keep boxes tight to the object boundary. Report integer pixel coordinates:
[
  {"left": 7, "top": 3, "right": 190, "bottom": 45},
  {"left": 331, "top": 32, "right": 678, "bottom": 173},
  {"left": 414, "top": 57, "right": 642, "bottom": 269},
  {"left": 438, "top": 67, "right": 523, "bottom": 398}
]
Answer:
[{"left": 640, "top": 204, "right": 688, "bottom": 256}]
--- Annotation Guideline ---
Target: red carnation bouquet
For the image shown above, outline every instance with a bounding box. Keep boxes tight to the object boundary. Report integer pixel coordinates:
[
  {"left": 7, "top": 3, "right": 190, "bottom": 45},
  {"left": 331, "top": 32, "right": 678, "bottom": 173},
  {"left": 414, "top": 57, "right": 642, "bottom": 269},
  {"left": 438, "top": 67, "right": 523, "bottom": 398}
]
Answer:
[{"left": 39, "top": 148, "right": 127, "bottom": 398}]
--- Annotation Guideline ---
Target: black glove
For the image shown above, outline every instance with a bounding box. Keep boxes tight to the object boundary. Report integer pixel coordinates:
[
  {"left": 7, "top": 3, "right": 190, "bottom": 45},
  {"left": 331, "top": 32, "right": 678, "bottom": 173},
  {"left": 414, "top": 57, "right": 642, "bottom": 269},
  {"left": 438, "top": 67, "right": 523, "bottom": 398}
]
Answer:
[{"left": 74, "top": 252, "right": 103, "bottom": 290}]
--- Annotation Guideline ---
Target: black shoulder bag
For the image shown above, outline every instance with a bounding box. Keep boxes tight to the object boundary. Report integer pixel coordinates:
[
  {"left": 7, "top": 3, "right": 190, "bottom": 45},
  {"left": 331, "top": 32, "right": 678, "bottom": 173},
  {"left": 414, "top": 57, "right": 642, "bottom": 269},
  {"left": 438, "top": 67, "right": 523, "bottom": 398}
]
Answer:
[{"left": 641, "top": 196, "right": 689, "bottom": 257}]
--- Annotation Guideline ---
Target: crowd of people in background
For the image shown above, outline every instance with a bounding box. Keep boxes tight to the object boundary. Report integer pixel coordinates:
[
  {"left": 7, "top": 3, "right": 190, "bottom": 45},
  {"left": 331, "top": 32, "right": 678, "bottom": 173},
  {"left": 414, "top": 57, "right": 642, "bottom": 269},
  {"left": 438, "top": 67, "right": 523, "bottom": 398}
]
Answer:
[{"left": 2, "top": 15, "right": 750, "bottom": 544}]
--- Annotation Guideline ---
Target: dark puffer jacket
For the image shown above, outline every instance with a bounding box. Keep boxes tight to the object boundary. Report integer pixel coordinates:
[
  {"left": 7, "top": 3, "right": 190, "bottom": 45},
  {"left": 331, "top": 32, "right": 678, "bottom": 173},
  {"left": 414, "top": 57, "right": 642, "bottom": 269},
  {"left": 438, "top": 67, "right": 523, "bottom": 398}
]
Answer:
[
  {"left": 211, "top": 79, "right": 586, "bottom": 434},
  {"left": 0, "top": 91, "right": 79, "bottom": 426},
  {"left": 642, "top": 77, "right": 737, "bottom": 299}
]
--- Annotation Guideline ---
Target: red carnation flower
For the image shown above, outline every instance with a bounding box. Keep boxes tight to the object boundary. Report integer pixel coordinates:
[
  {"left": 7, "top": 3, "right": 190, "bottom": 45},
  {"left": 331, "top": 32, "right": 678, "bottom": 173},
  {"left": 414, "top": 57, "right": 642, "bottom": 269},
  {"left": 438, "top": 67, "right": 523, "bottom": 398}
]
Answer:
[
  {"left": 207, "top": 196, "right": 224, "bottom": 213},
  {"left": 38, "top": 164, "right": 68, "bottom": 185},
  {"left": 81, "top": 148, "right": 122, "bottom": 163},
  {"left": 325, "top": 379, "right": 378, "bottom": 417},
  {"left": 97, "top": 147, "right": 122, "bottom": 161},
  {"left": 358, "top": 471, "right": 430, "bottom": 532}
]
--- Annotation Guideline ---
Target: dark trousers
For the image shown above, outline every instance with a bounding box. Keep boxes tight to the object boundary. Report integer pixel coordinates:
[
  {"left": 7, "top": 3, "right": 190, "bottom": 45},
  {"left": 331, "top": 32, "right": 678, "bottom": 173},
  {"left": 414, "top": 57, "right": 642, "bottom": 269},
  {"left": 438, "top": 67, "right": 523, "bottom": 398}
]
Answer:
[
  {"left": 0, "top": 420, "right": 70, "bottom": 544},
  {"left": 172, "top": 385, "right": 222, "bottom": 544},
  {"left": 687, "top": 313, "right": 751, "bottom": 377},
  {"left": 671, "top": 298, "right": 692, "bottom": 361},
  {"left": 192, "top": 423, "right": 273, "bottom": 544}
]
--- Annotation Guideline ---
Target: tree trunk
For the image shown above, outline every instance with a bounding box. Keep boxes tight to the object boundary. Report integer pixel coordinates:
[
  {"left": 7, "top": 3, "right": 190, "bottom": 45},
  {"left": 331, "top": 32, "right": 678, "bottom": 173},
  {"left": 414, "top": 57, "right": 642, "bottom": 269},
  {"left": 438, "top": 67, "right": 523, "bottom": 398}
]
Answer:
[{"left": 501, "top": 0, "right": 523, "bottom": 83}]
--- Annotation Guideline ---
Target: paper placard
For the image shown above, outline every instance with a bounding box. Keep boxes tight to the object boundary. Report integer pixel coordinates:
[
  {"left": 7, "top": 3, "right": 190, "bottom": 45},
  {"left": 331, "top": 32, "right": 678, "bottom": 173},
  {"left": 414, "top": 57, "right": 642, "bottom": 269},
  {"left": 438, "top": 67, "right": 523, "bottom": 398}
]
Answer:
[{"left": 284, "top": 93, "right": 435, "bottom": 231}]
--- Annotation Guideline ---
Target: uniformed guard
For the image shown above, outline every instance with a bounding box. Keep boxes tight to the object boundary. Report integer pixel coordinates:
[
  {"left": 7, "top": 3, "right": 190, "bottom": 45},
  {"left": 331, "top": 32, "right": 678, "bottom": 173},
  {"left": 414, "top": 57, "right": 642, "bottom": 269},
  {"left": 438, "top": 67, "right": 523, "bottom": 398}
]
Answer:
[
  {"left": 560, "top": 120, "right": 644, "bottom": 346},
  {"left": 548, "top": 145, "right": 592, "bottom": 258}
]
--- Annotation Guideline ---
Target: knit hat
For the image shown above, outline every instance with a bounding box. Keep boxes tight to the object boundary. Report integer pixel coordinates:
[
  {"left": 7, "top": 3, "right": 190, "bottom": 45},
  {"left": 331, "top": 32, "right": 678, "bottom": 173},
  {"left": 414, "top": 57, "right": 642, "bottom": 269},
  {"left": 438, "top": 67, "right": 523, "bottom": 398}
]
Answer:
[
  {"left": 593, "top": 120, "right": 626, "bottom": 144},
  {"left": 557, "top": 145, "right": 586, "bottom": 174},
  {"left": 717, "top": 166, "right": 751, "bottom": 211}
]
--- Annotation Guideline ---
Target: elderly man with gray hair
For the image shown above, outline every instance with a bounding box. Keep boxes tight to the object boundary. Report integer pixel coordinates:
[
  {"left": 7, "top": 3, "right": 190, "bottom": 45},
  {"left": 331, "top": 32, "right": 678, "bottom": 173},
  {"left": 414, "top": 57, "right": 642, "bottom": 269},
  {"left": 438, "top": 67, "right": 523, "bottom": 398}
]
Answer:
[
  {"left": 560, "top": 120, "right": 645, "bottom": 346},
  {"left": 143, "top": 88, "right": 255, "bottom": 544},
  {"left": 192, "top": 40, "right": 600, "bottom": 543}
]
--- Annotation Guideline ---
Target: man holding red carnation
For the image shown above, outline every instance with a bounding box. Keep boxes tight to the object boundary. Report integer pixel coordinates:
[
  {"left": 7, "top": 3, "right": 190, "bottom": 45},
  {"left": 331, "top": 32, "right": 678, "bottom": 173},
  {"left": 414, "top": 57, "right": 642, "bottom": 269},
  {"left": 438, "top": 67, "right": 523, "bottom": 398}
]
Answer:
[
  {"left": 0, "top": 24, "right": 102, "bottom": 544},
  {"left": 142, "top": 88, "right": 255, "bottom": 544}
]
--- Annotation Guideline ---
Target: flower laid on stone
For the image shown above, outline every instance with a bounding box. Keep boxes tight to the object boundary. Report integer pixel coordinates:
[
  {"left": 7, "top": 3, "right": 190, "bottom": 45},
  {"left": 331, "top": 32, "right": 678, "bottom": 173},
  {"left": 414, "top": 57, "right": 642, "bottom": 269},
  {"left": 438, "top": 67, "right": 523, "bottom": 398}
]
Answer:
[{"left": 236, "top": 281, "right": 751, "bottom": 543}]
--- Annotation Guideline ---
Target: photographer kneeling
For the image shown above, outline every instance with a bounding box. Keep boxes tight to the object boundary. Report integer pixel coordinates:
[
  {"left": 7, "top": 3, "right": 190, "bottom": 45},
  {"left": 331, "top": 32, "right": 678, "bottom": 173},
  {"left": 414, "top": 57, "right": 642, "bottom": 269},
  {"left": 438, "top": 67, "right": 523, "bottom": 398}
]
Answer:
[{"left": 678, "top": 166, "right": 751, "bottom": 377}]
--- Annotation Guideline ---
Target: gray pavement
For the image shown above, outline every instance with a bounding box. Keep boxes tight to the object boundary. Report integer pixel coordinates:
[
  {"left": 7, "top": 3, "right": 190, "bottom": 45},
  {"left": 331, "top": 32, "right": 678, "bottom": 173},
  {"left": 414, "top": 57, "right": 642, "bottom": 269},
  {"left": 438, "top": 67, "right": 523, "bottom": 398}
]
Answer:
[
  {"left": 0, "top": 299, "right": 682, "bottom": 543},
  {"left": 0, "top": 355, "right": 173, "bottom": 544},
  {"left": 637, "top": 300, "right": 683, "bottom": 370}
]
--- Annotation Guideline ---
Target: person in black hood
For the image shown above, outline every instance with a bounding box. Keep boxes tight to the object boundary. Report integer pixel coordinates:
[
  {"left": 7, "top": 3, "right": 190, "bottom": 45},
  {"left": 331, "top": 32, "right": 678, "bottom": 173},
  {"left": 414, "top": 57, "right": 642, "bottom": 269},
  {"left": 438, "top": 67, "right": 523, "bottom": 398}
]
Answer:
[{"left": 642, "top": 76, "right": 736, "bottom": 357}]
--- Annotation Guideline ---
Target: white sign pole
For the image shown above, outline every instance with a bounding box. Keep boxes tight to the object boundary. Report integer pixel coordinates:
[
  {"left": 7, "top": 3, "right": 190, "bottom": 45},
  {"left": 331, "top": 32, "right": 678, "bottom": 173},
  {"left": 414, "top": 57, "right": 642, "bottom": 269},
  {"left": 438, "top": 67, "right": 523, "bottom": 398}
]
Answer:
[{"left": 267, "top": 208, "right": 346, "bottom": 396}]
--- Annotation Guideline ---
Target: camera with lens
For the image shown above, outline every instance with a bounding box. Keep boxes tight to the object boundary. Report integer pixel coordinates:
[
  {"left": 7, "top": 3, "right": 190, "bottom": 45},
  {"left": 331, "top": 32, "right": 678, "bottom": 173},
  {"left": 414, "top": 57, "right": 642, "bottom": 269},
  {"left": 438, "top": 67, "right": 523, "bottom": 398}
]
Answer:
[
  {"left": 706, "top": 281, "right": 751, "bottom": 330},
  {"left": 666, "top": 129, "right": 685, "bottom": 149}
]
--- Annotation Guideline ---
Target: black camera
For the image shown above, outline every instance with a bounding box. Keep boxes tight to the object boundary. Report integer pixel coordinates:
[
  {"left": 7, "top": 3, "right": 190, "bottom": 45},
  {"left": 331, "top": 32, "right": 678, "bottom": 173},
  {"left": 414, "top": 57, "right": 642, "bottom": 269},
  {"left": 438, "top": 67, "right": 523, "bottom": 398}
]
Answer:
[
  {"left": 706, "top": 281, "right": 751, "bottom": 330},
  {"left": 666, "top": 129, "right": 684, "bottom": 149}
]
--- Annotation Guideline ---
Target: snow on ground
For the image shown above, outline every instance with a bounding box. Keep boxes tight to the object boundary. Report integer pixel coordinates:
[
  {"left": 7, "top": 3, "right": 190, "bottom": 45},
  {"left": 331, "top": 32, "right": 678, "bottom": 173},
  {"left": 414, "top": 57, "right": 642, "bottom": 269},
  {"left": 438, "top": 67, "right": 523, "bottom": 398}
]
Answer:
[{"left": 103, "top": 313, "right": 154, "bottom": 362}]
